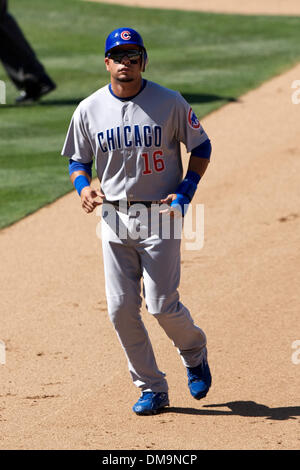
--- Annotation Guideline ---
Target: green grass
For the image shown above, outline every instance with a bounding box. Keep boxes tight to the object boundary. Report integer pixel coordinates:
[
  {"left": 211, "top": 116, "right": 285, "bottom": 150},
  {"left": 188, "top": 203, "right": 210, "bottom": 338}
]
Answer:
[{"left": 1, "top": 0, "right": 300, "bottom": 228}]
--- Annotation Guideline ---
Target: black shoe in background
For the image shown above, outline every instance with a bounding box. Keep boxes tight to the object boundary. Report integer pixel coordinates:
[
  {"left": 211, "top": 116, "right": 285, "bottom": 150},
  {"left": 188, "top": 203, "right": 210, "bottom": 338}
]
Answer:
[{"left": 16, "top": 76, "right": 56, "bottom": 104}]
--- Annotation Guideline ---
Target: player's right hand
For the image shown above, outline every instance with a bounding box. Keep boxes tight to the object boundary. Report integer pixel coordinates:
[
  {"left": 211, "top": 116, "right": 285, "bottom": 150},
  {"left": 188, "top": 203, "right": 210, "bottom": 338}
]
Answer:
[{"left": 80, "top": 187, "right": 104, "bottom": 213}]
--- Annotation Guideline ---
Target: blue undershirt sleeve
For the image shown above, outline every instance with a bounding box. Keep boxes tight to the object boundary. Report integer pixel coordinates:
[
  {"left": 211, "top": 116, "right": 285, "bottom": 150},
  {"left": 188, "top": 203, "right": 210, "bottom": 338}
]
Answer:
[
  {"left": 69, "top": 159, "right": 93, "bottom": 178},
  {"left": 190, "top": 138, "right": 212, "bottom": 159}
]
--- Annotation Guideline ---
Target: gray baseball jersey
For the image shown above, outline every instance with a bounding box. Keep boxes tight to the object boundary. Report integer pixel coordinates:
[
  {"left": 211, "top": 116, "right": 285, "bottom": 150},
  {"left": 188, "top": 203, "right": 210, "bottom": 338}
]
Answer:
[{"left": 61, "top": 80, "right": 209, "bottom": 200}]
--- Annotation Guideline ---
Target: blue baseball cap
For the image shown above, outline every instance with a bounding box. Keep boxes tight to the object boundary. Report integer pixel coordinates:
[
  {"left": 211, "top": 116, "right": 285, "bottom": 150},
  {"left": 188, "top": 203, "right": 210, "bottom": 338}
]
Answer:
[
  {"left": 105, "top": 27, "right": 146, "bottom": 55},
  {"left": 105, "top": 27, "right": 148, "bottom": 71}
]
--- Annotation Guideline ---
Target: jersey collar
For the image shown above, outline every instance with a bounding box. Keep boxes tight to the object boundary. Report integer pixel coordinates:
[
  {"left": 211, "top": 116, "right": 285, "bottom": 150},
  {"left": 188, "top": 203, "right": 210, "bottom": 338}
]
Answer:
[{"left": 108, "top": 79, "right": 147, "bottom": 102}]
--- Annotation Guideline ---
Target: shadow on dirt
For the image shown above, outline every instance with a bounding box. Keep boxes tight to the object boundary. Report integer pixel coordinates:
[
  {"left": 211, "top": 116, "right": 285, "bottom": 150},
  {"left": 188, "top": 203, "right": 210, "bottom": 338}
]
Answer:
[{"left": 165, "top": 401, "right": 300, "bottom": 421}]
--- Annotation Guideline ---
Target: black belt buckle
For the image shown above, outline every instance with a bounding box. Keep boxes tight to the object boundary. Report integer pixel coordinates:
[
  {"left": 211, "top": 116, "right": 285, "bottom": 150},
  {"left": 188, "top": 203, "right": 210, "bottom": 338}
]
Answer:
[{"left": 127, "top": 200, "right": 148, "bottom": 208}]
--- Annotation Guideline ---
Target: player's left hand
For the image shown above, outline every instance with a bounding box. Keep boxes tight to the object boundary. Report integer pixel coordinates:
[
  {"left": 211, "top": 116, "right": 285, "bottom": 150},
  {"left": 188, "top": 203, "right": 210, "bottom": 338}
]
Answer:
[{"left": 159, "top": 194, "right": 181, "bottom": 217}]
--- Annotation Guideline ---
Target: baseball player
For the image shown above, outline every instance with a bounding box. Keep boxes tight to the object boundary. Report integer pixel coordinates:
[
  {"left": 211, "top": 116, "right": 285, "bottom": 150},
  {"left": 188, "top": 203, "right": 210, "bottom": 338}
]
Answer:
[{"left": 62, "top": 27, "right": 212, "bottom": 415}]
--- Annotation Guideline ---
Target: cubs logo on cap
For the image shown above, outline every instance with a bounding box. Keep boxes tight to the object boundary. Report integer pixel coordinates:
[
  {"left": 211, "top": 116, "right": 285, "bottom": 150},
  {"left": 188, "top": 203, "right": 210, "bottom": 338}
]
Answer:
[
  {"left": 105, "top": 27, "right": 146, "bottom": 56},
  {"left": 120, "top": 30, "right": 131, "bottom": 40},
  {"left": 188, "top": 108, "right": 201, "bottom": 130}
]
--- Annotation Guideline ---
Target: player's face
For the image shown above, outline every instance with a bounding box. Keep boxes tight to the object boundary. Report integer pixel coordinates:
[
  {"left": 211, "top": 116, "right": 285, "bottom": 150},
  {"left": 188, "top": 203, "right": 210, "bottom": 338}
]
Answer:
[{"left": 105, "top": 44, "right": 143, "bottom": 83}]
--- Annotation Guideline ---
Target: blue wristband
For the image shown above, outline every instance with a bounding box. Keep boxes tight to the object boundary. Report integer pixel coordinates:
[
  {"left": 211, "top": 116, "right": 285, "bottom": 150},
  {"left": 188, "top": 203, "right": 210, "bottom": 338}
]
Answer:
[
  {"left": 175, "top": 170, "right": 200, "bottom": 202},
  {"left": 170, "top": 194, "right": 190, "bottom": 217},
  {"left": 74, "top": 175, "right": 90, "bottom": 196}
]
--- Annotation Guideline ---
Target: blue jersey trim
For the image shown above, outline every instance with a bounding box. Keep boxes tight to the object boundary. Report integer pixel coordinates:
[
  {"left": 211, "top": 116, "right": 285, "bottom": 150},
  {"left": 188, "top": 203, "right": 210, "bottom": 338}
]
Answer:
[
  {"left": 108, "top": 79, "right": 147, "bottom": 101},
  {"left": 191, "top": 139, "right": 212, "bottom": 159}
]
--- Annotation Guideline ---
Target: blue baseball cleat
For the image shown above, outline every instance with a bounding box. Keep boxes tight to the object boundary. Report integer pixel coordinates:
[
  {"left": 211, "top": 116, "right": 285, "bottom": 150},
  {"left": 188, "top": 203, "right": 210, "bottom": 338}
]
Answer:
[
  {"left": 132, "top": 392, "right": 169, "bottom": 415},
  {"left": 187, "top": 356, "right": 212, "bottom": 400}
]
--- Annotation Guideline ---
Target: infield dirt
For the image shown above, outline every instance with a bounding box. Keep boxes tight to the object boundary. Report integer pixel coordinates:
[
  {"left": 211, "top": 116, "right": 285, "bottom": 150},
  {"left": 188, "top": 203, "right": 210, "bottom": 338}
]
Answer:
[
  {"left": 90, "top": 0, "right": 300, "bottom": 15},
  {"left": 0, "top": 0, "right": 299, "bottom": 450}
]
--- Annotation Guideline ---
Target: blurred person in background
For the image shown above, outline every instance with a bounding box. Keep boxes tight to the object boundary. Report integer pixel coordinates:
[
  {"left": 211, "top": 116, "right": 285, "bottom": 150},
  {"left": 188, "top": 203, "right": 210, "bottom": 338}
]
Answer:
[{"left": 0, "top": 0, "right": 56, "bottom": 103}]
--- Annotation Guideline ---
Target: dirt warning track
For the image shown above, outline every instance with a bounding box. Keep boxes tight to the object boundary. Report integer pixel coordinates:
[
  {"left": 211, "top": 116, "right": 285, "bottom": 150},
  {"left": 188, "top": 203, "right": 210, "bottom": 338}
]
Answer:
[
  {"left": 0, "top": 0, "right": 300, "bottom": 450},
  {"left": 89, "top": 0, "right": 300, "bottom": 16}
]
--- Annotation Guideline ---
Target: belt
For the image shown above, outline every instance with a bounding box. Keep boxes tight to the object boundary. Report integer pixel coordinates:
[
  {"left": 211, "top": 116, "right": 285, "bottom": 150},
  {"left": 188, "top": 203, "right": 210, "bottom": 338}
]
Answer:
[{"left": 104, "top": 200, "right": 161, "bottom": 208}]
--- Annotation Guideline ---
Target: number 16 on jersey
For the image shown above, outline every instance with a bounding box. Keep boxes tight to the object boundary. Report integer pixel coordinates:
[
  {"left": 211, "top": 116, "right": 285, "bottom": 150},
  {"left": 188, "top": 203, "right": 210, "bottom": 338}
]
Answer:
[{"left": 142, "top": 150, "right": 165, "bottom": 175}]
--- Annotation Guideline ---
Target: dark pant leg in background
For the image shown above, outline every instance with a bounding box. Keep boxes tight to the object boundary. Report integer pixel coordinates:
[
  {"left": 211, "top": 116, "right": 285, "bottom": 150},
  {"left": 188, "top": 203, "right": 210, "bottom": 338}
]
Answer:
[{"left": 0, "top": 0, "right": 55, "bottom": 95}]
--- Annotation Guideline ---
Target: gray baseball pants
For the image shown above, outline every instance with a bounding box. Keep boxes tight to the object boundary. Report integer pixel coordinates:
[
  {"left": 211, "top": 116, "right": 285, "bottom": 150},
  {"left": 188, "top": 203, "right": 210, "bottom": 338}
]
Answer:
[{"left": 101, "top": 203, "right": 207, "bottom": 393}]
